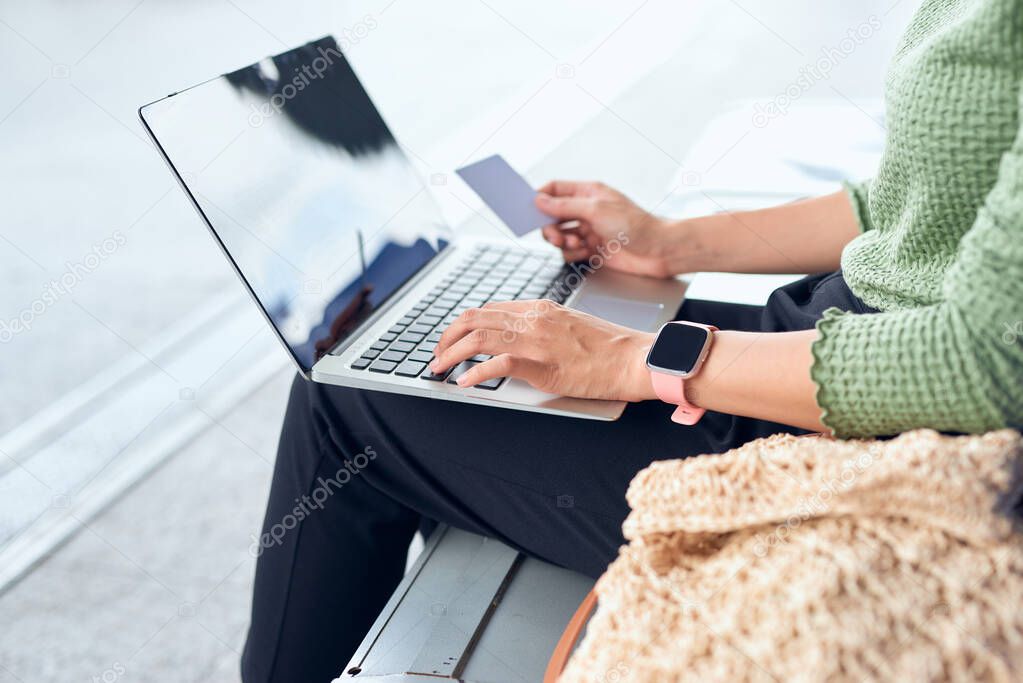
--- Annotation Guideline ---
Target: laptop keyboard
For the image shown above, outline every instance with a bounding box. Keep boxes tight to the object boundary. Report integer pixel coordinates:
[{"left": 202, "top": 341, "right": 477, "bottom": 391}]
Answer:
[{"left": 343, "top": 246, "right": 579, "bottom": 389}]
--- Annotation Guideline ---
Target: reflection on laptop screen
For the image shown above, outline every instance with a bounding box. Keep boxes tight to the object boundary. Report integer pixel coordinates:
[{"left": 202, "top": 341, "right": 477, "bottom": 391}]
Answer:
[{"left": 140, "top": 36, "right": 451, "bottom": 371}]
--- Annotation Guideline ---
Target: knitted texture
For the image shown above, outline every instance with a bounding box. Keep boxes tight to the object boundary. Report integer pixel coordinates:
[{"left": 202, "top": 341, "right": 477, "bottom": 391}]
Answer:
[
  {"left": 559, "top": 430, "right": 1023, "bottom": 683},
  {"left": 813, "top": 0, "right": 1023, "bottom": 437}
]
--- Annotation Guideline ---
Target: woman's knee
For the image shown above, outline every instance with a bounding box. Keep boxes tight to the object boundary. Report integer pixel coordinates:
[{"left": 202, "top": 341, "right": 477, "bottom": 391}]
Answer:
[{"left": 277, "top": 374, "right": 377, "bottom": 469}]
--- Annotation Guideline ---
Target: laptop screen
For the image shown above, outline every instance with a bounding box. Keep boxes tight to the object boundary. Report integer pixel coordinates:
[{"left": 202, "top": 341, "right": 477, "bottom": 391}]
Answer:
[{"left": 140, "top": 36, "right": 451, "bottom": 372}]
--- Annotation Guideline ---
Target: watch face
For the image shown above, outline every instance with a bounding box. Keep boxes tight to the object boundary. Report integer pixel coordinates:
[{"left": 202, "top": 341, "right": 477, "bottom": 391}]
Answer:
[{"left": 646, "top": 322, "right": 711, "bottom": 375}]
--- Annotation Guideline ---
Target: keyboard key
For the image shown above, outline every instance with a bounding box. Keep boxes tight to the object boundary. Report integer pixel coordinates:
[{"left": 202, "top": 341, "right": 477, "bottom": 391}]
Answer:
[
  {"left": 476, "top": 376, "right": 505, "bottom": 390},
  {"left": 379, "top": 332, "right": 397, "bottom": 343},
  {"left": 390, "top": 341, "right": 415, "bottom": 353},
  {"left": 399, "top": 315, "right": 416, "bottom": 325},
  {"left": 445, "top": 360, "right": 477, "bottom": 385},
  {"left": 399, "top": 331, "right": 426, "bottom": 344},
  {"left": 426, "top": 332, "right": 443, "bottom": 343},
  {"left": 369, "top": 359, "right": 398, "bottom": 373},
  {"left": 445, "top": 360, "right": 505, "bottom": 390},
  {"left": 361, "top": 348, "right": 381, "bottom": 360},
  {"left": 394, "top": 360, "right": 428, "bottom": 377},
  {"left": 421, "top": 367, "right": 451, "bottom": 381},
  {"left": 478, "top": 251, "right": 502, "bottom": 264},
  {"left": 409, "top": 322, "right": 434, "bottom": 335},
  {"left": 379, "top": 350, "right": 408, "bottom": 363},
  {"left": 471, "top": 354, "right": 492, "bottom": 362},
  {"left": 388, "top": 324, "right": 407, "bottom": 335},
  {"left": 351, "top": 357, "right": 371, "bottom": 370},
  {"left": 408, "top": 350, "right": 434, "bottom": 363},
  {"left": 417, "top": 341, "right": 438, "bottom": 352},
  {"left": 417, "top": 314, "right": 442, "bottom": 326},
  {"left": 370, "top": 340, "right": 388, "bottom": 351}
]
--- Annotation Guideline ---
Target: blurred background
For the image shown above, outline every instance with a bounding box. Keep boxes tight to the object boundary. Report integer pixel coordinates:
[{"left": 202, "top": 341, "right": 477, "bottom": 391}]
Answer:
[{"left": 0, "top": 1, "right": 914, "bottom": 681}]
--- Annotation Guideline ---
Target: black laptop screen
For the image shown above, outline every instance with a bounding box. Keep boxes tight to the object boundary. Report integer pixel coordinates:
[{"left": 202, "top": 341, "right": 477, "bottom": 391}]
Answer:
[{"left": 141, "top": 36, "right": 451, "bottom": 371}]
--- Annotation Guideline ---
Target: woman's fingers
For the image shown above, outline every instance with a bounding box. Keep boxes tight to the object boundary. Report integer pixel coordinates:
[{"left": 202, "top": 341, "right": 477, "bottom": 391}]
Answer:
[
  {"left": 434, "top": 300, "right": 558, "bottom": 371},
  {"left": 538, "top": 179, "right": 592, "bottom": 197},
  {"left": 435, "top": 307, "right": 510, "bottom": 357},
  {"left": 541, "top": 224, "right": 566, "bottom": 248},
  {"left": 431, "top": 326, "right": 515, "bottom": 373},
  {"left": 563, "top": 232, "right": 584, "bottom": 250},
  {"left": 454, "top": 353, "right": 547, "bottom": 388},
  {"left": 542, "top": 221, "right": 598, "bottom": 259},
  {"left": 535, "top": 192, "right": 595, "bottom": 222},
  {"left": 560, "top": 247, "right": 592, "bottom": 262}
]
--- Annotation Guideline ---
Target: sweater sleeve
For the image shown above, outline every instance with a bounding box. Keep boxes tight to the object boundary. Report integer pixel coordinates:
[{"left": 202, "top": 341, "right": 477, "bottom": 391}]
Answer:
[
  {"left": 812, "top": 86, "right": 1023, "bottom": 438},
  {"left": 841, "top": 178, "right": 874, "bottom": 232}
]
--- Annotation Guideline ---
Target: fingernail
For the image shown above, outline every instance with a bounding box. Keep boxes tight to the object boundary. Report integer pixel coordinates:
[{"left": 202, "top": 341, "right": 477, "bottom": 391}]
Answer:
[
  {"left": 536, "top": 193, "right": 550, "bottom": 202},
  {"left": 429, "top": 361, "right": 438, "bottom": 372},
  {"left": 456, "top": 375, "right": 469, "bottom": 386}
]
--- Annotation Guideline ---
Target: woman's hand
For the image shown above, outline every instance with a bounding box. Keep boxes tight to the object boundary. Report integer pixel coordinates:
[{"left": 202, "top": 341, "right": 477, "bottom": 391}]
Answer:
[
  {"left": 536, "top": 180, "right": 676, "bottom": 278},
  {"left": 430, "top": 300, "right": 657, "bottom": 402}
]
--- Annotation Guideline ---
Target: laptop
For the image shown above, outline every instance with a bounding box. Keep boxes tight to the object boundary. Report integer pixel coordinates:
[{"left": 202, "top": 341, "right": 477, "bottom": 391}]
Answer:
[{"left": 139, "top": 36, "right": 686, "bottom": 420}]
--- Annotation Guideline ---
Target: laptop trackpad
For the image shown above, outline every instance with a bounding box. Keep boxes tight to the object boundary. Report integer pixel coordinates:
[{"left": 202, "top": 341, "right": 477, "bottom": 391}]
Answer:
[{"left": 571, "top": 292, "right": 663, "bottom": 330}]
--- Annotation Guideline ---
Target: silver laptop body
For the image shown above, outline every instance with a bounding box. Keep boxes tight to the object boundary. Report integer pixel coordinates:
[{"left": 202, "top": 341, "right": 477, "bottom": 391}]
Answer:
[{"left": 139, "top": 36, "right": 685, "bottom": 421}]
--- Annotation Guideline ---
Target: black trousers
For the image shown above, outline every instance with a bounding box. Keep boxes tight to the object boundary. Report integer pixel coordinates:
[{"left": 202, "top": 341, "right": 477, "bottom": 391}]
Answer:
[{"left": 240, "top": 272, "right": 873, "bottom": 682}]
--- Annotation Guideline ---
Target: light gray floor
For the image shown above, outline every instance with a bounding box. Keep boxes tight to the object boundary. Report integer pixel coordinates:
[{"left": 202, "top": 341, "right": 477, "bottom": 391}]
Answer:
[{"left": 0, "top": 369, "right": 290, "bottom": 683}]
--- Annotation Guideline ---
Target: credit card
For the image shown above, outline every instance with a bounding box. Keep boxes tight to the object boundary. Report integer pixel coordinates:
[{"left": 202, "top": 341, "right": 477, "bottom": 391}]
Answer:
[{"left": 456, "top": 154, "right": 554, "bottom": 236}]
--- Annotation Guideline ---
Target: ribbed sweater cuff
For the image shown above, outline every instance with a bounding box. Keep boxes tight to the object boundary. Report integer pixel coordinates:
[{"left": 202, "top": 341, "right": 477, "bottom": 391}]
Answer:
[
  {"left": 841, "top": 179, "right": 873, "bottom": 233},
  {"left": 810, "top": 306, "right": 1003, "bottom": 438}
]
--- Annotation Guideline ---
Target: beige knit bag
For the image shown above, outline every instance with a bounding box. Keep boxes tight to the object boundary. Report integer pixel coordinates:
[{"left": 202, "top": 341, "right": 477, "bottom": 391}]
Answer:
[{"left": 555, "top": 429, "right": 1023, "bottom": 682}]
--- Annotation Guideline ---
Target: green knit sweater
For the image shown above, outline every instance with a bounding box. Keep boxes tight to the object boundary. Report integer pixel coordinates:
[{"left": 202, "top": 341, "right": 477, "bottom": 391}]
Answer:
[{"left": 811, "top": 0, "right": 1023, "bottom": 437}]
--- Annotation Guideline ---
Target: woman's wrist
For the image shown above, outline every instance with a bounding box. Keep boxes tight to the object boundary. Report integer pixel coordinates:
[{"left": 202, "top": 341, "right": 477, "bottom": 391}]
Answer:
[
  {"left": 651, "top": 216, "right": 711, "bottom": 276},
  {"left": 624, "top": 331, "right": 658, "bottom": 402}
]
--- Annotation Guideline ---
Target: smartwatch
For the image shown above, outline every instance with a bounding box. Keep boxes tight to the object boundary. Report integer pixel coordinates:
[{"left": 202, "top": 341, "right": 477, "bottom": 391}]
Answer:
[{"left": 645, "top": 321, "right": 717, "bottom": 425}]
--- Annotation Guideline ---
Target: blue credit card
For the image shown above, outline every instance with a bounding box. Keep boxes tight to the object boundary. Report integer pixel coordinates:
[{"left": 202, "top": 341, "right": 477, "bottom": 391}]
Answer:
[{"left": 456, "top": 154, "right": 555, "bottom": 236}]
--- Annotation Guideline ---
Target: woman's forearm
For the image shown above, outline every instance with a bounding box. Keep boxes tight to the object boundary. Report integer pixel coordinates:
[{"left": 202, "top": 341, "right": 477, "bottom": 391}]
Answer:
[
  {"left": 670, "top": 329, "right": 826, "bottom": 432},
  {"left": 660, "top": 190, "right": 861, "bottom": 275}
]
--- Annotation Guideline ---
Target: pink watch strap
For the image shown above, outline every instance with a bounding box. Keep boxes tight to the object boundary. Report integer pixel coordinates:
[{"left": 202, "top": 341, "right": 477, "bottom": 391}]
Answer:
[
  {"left": 651, "top": 372, "right": 705, "bottom": 425},
  {"left": 650, "top": 324, "right": 717, "bottom": 425}
]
